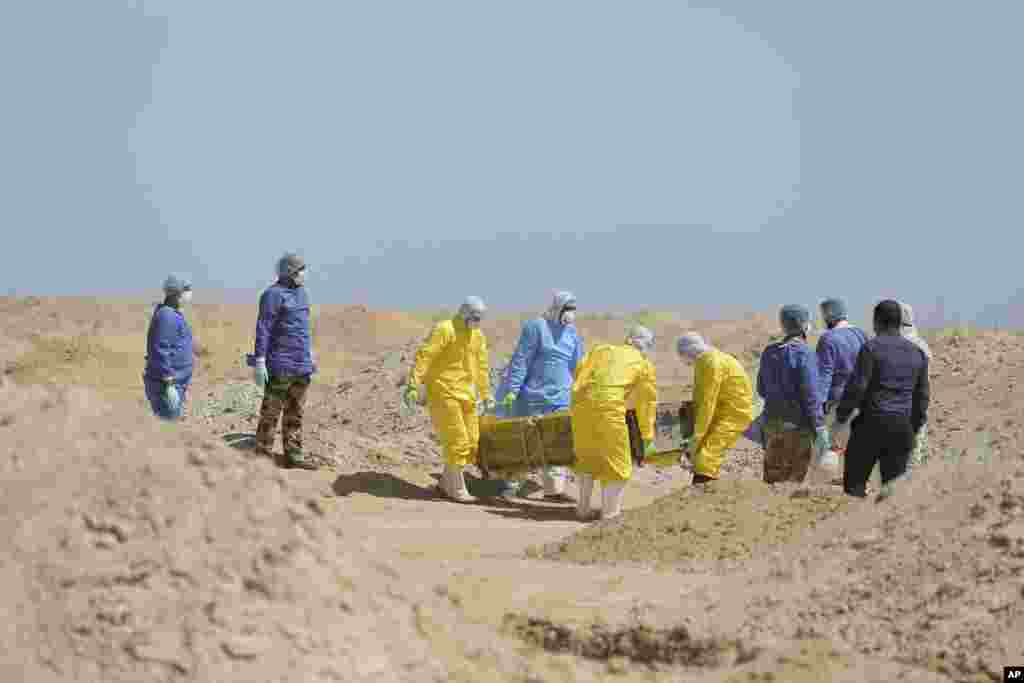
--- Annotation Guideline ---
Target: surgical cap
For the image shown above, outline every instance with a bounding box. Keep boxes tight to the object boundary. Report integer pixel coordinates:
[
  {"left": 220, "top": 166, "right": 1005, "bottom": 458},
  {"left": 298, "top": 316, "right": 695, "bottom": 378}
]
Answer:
[
  {"left": 779, "top": 304, "right": 811, "bottom": 335},
  {"left": 277, "top": 252, "right": 306, "bottom": 277},
  {"left": 676, "top": 332, "right": 709, "bottom": 359},
  {"left": 544, "top": 291, "right": 577, "bottom": 321},
  {"left": 458, "top": 296, "right": 487, "bottom": 320},
  {"left": 820, "top": 298, "right": 848, "bottom": 324},
  {"left": 626, "top": 324, "right": 655, "bottom": 354},
  {"left": 162, "top": 274, "right": 192, "bottom": 297}
]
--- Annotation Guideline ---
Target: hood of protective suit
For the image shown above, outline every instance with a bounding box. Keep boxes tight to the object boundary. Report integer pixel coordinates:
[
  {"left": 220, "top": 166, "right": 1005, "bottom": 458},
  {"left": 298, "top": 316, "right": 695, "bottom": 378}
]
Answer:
[
  {"left": 543, "top": 291, "right": 577, "bottom": 324},
  {"left": 899, "top": 302, "right": 932, "bottom": 359},
  {"left": 625, "top": 325, "right": 654, "bottom": 355}
]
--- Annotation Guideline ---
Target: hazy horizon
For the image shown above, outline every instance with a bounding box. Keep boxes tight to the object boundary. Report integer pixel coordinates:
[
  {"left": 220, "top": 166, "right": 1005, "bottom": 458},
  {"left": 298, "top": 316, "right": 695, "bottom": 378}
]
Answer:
[{"left": 4, "top": 2, "right": 1021, "bottom": 327}]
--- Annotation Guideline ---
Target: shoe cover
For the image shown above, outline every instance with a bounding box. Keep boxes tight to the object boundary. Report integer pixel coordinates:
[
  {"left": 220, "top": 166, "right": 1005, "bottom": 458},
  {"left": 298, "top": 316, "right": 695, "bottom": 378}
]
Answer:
[
  {"left": 576, "top": 474, "right": 595, "bottom": 519},
  {"left": 543, "top": 466, "right": 567, "bottom": 496},
  {"left": 450, "top": 466, "right": 475, "bottom": 502},
  {"left": 601, "top": 481, "right": 626, "bottom": 520}
]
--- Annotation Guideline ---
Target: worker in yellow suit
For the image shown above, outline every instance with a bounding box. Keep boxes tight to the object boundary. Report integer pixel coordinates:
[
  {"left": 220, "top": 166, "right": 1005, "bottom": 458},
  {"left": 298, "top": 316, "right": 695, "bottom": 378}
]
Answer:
[
  {"left": 403, "top": 296, "right": 493, "bottom": 503},
  {"left": 676, "top": 333, "right": 754, "bottom": 484},
  {"left": 571, "top": 325, "right": 658, "bottom": 521}
]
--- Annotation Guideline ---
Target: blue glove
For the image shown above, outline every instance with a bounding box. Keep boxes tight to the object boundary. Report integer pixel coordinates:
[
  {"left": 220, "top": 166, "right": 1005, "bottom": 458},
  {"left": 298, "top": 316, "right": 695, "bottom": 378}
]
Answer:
[
  {"left": 814, "top": 427, "right": 830, "bottom": 454},
  {"left": 253, "top": 358, "right": 269, "bottom": 388},
  {"left": 163, "top": 382, "right": 181, "bottom": 412}
]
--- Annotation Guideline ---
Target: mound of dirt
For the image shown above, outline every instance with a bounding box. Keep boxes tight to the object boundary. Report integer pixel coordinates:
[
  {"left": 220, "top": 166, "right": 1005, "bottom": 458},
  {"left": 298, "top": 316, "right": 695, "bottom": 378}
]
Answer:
[
  {"left": 737, "top": 458, "right": 1024, "bottom": 682},
  {"left": 542, "top": 479, "right": 848, "bottom": 566},
  {"left": 0, "top": 384, "right": 475, "bottom": 682}
]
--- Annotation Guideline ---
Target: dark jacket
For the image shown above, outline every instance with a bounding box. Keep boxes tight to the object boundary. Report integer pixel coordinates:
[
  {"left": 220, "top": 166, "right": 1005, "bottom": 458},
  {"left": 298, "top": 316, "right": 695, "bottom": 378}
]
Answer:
[
  {"left": 836, "top": 334, "right": 930, "bottom": 431},
  {"left": 144, "top": 304, "right": 193, "bottom": 384},
  {"left": 816, "top": 326, "right": 868, "bottom": 408},
  {"left": 254, "top": 280, "right": 314, "bottom": 377},
  {"left": 756, "top": 338, "right": 824, "bottom": 431}
]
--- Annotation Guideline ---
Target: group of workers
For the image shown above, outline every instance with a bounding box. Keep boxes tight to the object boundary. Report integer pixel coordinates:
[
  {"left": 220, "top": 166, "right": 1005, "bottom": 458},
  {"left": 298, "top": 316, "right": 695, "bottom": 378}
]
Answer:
[
  {"left": 143, "top": 251, "right": 932, "bottom": 522},
  {"left": 400, "top": 292, "right": 931, "bottom": 517},
  {"left": 750, "top": 299, "right": 930, "bottom": 500},
  {"left": 144, "top": 252, "right": 318, "bottom": 469}
]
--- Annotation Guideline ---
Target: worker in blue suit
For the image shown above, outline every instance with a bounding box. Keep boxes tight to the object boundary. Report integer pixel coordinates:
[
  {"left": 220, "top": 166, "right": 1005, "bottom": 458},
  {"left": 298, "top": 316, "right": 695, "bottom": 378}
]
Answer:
[
  {"left": 143, "top": 274, "right": 194, "bottom": 421},
  {"left": 494, "top": 291, "right": 584, "bottom": 502}
]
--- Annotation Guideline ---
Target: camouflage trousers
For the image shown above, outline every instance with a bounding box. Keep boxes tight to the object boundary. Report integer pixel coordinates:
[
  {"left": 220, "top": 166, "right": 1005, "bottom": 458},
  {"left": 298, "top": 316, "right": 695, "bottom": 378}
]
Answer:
[
  {"left": 256, "top": 374, "right": 311, "bottom": 462},
  {"left": 762, "top": 418, "right": 814, "bottom": 484}
]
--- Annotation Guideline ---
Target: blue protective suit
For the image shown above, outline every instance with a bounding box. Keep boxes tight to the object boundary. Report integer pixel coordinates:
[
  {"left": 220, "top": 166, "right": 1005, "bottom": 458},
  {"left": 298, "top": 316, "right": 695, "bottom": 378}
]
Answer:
[
  {"left": 254, "top": 280, "right": 314, "bottom": 377},
  {"left": 144, "top": 304, "right": 194, "bottom": 385},
  {"left": 756, "top": 337, "right": 824, "bottom": 431},
  {"left": 500, "top": 317, "right": 584, "bottom": 417},
  {"left": 816, "top": 326, "right": 868, "bottom": 409}
]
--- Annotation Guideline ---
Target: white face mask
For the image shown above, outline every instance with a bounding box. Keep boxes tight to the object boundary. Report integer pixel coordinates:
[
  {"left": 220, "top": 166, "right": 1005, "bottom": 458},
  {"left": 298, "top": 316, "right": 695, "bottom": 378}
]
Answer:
[
  {"left": 292, "top": 270, "right": 306, "bottom": 286},
  {"left": 560, "top": 310, "right": 576, "bottom": 326},
  {"left": 179, "top": 290, "right": 193, "bottom": 304}
]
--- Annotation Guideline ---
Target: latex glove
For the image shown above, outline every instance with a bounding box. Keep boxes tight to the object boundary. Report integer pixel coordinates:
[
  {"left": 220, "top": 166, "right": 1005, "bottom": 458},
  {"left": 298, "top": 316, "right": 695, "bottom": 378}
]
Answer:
[
  {"left": 833, "top": 419, "right": 852, "bottom": 448},
  {"left": 502, "top": 392, "right": 517, "bottom": 408},
  {"left": 403, "top": 384, "right": 419, "bottom": 410},
  {"left": 162, "top": 382, "right": 181, "bottom": 412},
  {"left": 644, "top": 441, "right": 658, "bottom": 457},
  {"left": 253, "top": 357, "right": 269, "bottom": 388},
  {"left": 814, "top": 427, "right": 830, "bottom": 455}
]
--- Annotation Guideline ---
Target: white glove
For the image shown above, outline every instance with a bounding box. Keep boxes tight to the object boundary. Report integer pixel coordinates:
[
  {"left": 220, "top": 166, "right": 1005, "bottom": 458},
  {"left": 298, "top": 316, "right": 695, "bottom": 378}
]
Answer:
[
  {"left": 833, "top": 419, "right": 852, "bottom": 448},
  {"left": 253, "top": 357, "right": 269, "bottom": 387}
]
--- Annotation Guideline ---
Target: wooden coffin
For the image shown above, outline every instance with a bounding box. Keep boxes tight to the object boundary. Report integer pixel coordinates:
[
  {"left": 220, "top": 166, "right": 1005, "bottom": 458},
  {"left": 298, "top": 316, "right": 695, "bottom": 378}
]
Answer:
[
  {"left": 477, "top": 411, "right": 576, "bottom": 479},
  {"left": 479, "top": 400, "right": 694, "bottom": 477}
]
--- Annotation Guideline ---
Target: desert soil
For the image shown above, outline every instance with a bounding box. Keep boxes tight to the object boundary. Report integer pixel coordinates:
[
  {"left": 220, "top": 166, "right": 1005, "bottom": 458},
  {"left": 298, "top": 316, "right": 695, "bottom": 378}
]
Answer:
[{"left": 1, "top": 295, "right": 1022, "bottom": 682}]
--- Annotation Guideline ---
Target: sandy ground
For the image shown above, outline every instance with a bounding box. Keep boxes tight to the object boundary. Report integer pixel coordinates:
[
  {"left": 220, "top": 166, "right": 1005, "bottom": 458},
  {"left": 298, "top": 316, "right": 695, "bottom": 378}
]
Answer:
[{"left": 1, "top": 296, "right": 1022, "bottom": 682}]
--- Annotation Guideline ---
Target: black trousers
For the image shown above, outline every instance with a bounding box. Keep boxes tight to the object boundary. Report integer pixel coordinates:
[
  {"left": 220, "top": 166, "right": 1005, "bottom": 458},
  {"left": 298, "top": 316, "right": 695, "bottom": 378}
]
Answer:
[{"left": 843, "top": 414, "right": 914, "bottom": 497}]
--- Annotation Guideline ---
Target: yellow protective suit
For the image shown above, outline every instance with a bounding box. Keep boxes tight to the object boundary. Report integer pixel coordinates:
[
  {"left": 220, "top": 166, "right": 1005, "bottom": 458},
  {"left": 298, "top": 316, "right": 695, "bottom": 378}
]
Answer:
[
  {"left": 690, "top": 348, "right": 754, "bottom": 479},
  {"left": 570, "top": 343, "right": 657, "bottom": 483},
  {"left": 409, "top": 317, "right": 491, "bottom": 467}
]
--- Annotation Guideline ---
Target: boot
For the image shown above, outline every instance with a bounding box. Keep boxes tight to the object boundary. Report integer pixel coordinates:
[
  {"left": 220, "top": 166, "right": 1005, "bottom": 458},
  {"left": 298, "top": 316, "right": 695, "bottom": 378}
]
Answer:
[
  {"left": 441, "top": 465, "right": 475, "bottom": 503},
  {"left": 576, "top": 474, "right": 596, "bottom": 520},
  {"left": 543, "top": 467, "right": 574, "bottom": 503},
  {"left": 285, "top": 452, "right": 318, "bottom": 470},
  {"left": 601, "top": 481, "right": 627, "bottom": 520},
  {"left": 497, "top": 479, "right": 522, "bottom": 503}
]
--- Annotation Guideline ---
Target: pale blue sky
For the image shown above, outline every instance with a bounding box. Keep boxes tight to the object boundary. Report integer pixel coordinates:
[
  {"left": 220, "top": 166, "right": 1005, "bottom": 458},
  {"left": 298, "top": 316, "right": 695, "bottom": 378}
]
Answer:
[{"left": 3, "top": 1, "right": 1021, "bottom": 325}]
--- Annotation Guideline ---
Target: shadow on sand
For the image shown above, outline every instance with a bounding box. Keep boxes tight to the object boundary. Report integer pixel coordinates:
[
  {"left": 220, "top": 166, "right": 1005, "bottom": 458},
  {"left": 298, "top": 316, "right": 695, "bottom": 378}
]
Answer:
[
  {"left": 483, "top": 502, "right": 585, "bottom": 523},
  {"left": 222, "top": 433, "right": 258, "bottom": 451},
  {"left": 329, "top": 469, "right": 577, "bottom": 511},
  {"left": 332, "top": 471, "right": 439, "bottom": 501}
]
